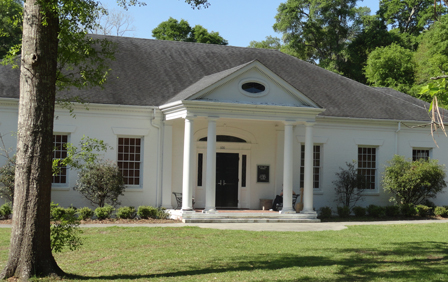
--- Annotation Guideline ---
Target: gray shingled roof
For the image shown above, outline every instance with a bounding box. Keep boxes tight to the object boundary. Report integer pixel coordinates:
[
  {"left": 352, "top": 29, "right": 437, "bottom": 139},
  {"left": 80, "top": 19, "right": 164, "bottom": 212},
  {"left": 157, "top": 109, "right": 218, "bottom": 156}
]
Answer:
[{"left": 0, "top": 35, "right": 433, "bottom": 122}]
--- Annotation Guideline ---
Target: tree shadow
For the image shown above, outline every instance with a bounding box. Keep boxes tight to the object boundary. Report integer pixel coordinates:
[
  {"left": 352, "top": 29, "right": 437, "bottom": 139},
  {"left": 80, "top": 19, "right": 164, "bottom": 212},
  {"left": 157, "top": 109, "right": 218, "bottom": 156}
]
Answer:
[{"left": 65, "top": 241, "right": 448, "bottom": 281}]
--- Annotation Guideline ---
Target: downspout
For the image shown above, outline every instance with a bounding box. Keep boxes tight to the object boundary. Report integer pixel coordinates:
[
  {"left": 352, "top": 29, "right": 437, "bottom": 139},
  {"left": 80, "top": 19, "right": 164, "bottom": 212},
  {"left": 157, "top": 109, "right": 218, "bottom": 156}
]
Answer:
[
  {"left": 150, "top": 108, "right": 164, "bottom": 208},
  {"left": 395, "top": 122, "right": 401, "bottom": 155}
]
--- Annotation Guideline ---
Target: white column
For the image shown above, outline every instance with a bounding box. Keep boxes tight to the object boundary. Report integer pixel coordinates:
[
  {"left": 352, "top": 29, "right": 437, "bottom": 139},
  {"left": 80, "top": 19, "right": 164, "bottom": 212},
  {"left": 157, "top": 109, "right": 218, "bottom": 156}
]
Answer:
[
  {"left": 302, "top": 122, "right": 316, "bottom": 214},
  {"left": 203, "top": 117, "right": 218, "bottom": 213},
  {"left": 181, "top": 116, "right": 195, "bottom": 211},
  {"left": 161, "top": 122, "right": 173, "bottom": 209},
  {"left": 280, "top": 122, "right": 295, "bottom": 214}
]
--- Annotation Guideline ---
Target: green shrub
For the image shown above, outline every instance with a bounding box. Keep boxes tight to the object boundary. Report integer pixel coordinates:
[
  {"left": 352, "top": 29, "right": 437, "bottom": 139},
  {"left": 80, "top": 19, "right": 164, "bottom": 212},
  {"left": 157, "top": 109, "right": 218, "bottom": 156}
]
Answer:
[
  {"left": 337, "top": 206, "right": 350, "bottom": 217},
  {"left": 49, "top": 203, "right": 83, "bottom": 253},
  {"left": 385, "top": 205, "right": 400, "bottom": 217},
  {"left": 50, "top": 204, "right": 67, "bottom": 221},
  {"left": 0, "top": 202, "right": 12, "bottom": 218},
  {"left": 318, "top": 206, "right": 332, "bottom": 219},
  {"left": 382, "top": 155, "right": 446, "bottom": 205},
  {"left": 352, "top": 206, "right": 366, "bottom": 217},
  {"left": 0, "top": 155, "right": 15, "bottom": 204},
  {"left": 367, "top": 205, "right": 385, "bottom": 218},
  {"left": 77, "top": 207, "right": 93, "bottom": 220},
  {"left": 73, "top": 160, "right": 125, "bottom": 208},
  {"left": 401, "top": 203, "right": 417, "bottom": 217},
  {"left": 415, "top": 205, "right": 432, "bottom": 217},
  {"left": 434, "top": 206, "right": 448, "bottom": 217},
  {"left": 94, "top": 205, "right": 115, "bottom": 220},
  {"left": 116, "top": 206, "right": 136, "bottom": 219},
  {"left": 137, "top": 206, "right": 158, "bottom": 219},
  {"left": 156, "top": 207, "right": 170, "bottom": 219}
]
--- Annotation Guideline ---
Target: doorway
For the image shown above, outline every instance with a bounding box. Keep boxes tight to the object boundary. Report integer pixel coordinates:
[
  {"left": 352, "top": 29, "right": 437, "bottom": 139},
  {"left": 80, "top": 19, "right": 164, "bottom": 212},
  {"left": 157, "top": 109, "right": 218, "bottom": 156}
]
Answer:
[{"left": 215, "top": 153, "right": 239, "bottom": 208}]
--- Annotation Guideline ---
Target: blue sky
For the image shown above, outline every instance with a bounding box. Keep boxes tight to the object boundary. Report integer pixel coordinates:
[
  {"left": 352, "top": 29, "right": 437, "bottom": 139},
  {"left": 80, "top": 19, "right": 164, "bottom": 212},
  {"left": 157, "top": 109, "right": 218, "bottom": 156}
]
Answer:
[{"left": 101, "top": 0, "right": 380, "bottom": 47}]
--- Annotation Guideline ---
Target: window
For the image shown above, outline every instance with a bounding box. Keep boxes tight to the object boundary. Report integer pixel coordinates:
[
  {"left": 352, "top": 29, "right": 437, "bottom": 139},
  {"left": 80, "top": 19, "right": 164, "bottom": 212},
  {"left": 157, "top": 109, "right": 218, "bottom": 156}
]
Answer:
[
  {"left": 242, "top": 82, "right": 265, "bottom": 94},
  {"left": 52, "top": 135, "right": 68, "bottom": 184},
  {"left": 118, "top": 137, "right": 141, "bottom": 185},
  {"left": 413, "top": 149, "right": 430, "bottom": 161},
  {"left": 358, "top": 147, "right": 376, "bottom": 189},
  {"left": 300, "top": 145, "right": 321, "bottom": 189},
  {"left": 197, "top": 153, "right": 203, "bottom": 186},
  {"left": 199, "top": 135, "right": 246, "bottom": 143}
]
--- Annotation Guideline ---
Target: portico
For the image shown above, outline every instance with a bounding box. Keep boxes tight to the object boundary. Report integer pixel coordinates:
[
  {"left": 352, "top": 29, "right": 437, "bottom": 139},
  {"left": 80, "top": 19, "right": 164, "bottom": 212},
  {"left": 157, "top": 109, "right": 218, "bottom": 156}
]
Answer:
[{"left": 160, "top": 98, "right": 323, "bottom": 220}]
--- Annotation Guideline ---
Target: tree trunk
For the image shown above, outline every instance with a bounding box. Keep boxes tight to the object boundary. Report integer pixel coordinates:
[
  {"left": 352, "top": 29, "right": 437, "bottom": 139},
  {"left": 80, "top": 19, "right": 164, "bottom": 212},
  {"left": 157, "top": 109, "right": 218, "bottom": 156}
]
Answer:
[{"left": 0, "top": 0, "right": 63, "bottom": 280}]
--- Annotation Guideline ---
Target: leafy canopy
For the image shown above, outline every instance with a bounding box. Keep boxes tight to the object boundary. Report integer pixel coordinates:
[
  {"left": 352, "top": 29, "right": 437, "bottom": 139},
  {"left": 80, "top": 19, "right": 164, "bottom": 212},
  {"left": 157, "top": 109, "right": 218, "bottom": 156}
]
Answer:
[
  {"left": 364, "top": 43, "right": 416, "bottom": 93},
  {"left": 273, "top": 0, "right": 369, "bottom": 73},
  {"left": 152, "top": 17, "right": 228, "bottom": 45},
  {"left": 0, "top": 0, "right": 22, "bottom": 59},
  {"left": 382, "top": 155, "right": 447, "bottom": 205}
]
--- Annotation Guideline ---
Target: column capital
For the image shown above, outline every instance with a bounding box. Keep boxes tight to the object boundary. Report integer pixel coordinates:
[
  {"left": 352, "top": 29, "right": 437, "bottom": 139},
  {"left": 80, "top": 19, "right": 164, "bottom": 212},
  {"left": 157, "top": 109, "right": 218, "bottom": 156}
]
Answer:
[
  {"left": 184, "top": 114, "right": 195, "bottom": 121},
  {"left": 207, "top": 116, "right": 219, "bottom": 122},
  {"left": 305, "top": 121, "right": 316, "bottom": 127},
  {"left": 283, "top": 121, "right": 297, "bottom": 126}
]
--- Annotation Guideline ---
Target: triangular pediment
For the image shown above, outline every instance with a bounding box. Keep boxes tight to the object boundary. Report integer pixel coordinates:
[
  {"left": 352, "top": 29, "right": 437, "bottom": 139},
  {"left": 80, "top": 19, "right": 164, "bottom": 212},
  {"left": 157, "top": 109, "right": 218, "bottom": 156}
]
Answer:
[{"left": 166, "top": 60, "right": 320, "bottom": 109}]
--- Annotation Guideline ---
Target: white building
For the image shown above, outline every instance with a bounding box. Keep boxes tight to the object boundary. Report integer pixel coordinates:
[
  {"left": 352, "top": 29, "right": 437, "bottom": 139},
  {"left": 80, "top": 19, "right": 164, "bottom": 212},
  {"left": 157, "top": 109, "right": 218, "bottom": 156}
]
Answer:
[{"left": 0, "top": 36, "right": 446, "bottom": 220}]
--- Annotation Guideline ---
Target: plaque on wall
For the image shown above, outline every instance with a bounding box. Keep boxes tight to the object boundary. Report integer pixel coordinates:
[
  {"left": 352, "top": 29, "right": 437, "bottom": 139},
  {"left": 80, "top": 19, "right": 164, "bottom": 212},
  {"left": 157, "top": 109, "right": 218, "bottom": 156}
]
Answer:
[{"left": 257, "top": 165, "right": 269, "bottom": 183}]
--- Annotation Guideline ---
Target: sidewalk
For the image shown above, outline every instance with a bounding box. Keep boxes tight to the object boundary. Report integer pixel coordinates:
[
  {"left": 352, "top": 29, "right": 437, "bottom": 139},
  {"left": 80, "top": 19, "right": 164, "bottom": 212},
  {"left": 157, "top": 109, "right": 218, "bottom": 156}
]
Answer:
[{"left": 1, "top": 219, "right": 447, "bottom": 232}]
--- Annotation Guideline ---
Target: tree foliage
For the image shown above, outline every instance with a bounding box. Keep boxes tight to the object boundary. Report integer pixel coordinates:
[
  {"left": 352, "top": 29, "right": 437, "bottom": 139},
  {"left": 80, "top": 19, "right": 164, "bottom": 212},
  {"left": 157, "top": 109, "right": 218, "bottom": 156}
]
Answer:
[
  {"left": 332, "top": 161, "right": 366, "bottom": 210},
  {"left": 365, "top": 43, "right": 416, "bottom": 93},
  {"left": 415, "top": 15, "right": 448, "bottom": 85},
  {"left": 378, "top": 0, "right": 444, "bottom": 36},
  {"left": 152, "top": 17, "right": 228, "bottom": 45},
  {"left": 248, "top": 36, "right": 282, "bottom": 50},
  {"left": 74, "top": 160, "right": 126, "bottom": 208},
  {"left": 273, "top": 0, "right": 369, "bottom": 73},
  {"left": 0, "top": 0, "right": 22, "bottom": 59},
  {"left": 382, "top": 155, "right": 447, "bottom": 205}
]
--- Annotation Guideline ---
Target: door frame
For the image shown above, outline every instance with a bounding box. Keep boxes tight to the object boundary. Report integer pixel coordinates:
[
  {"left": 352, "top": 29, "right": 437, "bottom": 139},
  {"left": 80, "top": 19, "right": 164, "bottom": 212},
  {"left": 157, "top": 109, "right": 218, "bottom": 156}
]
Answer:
[{"left": 195, "top": 141, "right": 251, "bottom": 209}]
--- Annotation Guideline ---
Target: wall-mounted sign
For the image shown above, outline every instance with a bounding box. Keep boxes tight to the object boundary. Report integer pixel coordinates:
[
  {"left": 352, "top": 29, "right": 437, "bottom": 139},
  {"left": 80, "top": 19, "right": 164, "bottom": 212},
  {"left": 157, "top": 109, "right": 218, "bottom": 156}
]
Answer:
[{"left": 257, "top": 165, "right": 269, "bottom": 183}]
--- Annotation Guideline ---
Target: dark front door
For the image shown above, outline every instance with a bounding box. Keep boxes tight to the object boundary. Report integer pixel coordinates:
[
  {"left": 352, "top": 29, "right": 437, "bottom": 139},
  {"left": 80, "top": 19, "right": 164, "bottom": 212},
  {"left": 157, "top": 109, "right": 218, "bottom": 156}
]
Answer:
[{"left": 216, "top": 153, "right": 239, "bottom": 208}]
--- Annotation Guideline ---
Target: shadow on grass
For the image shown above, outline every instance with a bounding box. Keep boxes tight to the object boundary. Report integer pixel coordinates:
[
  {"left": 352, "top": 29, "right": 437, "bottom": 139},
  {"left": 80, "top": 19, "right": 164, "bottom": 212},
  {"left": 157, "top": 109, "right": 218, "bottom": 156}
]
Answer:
[{"left": 65, "top": 241, "right": 448, "bottom": 281}]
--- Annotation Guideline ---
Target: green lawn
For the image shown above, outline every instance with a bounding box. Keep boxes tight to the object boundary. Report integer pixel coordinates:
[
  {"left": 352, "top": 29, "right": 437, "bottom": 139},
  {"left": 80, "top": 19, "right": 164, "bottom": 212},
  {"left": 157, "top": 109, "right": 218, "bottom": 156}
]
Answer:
[{"left": 1, "top": 223, "right": 448, "bottom": 281}]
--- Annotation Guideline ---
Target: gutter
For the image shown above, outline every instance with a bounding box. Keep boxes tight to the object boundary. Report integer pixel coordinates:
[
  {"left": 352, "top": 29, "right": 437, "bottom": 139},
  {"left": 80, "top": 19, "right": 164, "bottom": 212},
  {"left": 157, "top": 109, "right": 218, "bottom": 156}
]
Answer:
[{"left": 395, "top": 122, "right": 401, "bottom": 155}]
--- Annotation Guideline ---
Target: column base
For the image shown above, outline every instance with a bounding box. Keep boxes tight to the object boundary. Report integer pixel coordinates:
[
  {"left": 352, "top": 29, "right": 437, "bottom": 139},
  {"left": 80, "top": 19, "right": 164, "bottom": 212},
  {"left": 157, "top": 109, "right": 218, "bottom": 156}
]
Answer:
[
  {"left": 202, "top": 208, "right": 217, "bottom": 214},
  {"left": 301, "top": 209, "right": 317, "bottom": 215},
  {"left": 280, "top": 208, "right": 296, "bottom": 214},
  {"left": 181, "top": 209, "right": 195, "bottom": 214}
]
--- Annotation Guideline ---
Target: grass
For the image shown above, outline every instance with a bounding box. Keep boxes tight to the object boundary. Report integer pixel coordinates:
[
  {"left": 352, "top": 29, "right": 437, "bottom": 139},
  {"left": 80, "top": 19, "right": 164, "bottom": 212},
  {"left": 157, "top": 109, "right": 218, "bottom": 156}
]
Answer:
[{"left": 1, "top": 223, "right": 448, "bottom": 281}]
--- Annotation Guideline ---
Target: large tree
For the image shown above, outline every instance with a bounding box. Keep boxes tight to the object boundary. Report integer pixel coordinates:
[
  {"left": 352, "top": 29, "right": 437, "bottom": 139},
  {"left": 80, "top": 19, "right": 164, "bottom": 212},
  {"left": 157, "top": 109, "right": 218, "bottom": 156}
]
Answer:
[
  {"left": 0, "top": 0, "right": 210, "bottom": 280},
  {"left": 152, "top": 17, "right": 228, "bottom": 45},
  {"left": 378, "top": 0, "right": 445, "bottom": 36},
  {"left": 273, "top": 0, "right": 369, "bottom": 73}
]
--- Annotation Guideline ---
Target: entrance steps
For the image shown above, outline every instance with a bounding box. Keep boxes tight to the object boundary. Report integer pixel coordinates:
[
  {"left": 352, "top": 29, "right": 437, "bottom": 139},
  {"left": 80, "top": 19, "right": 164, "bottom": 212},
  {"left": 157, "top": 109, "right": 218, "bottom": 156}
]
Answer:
[{"left": 168, "top": 210, "right": 321, "bottom": 223}]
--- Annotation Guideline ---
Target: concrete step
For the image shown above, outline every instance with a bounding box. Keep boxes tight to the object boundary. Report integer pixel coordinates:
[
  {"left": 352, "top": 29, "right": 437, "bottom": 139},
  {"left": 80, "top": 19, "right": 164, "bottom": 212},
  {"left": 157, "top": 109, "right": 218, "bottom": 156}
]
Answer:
[{"left": 183, "top": 218, "right": 321, "bottom": 223}]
